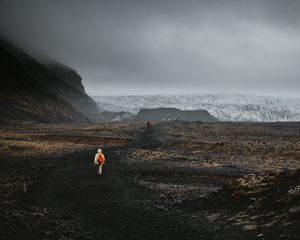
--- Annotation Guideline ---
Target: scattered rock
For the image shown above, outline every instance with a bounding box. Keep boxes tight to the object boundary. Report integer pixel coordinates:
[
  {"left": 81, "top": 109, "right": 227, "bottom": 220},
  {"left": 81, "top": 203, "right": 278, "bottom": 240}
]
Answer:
[
  {"left": 288, "top": 185, "right": 300, "bottom": 196},
  {"left": 289, "top": 206, "right": 300, "bottom": 214},
  {"left": 248, "top": 205, "right": 255, "bottom": 210},
  {"left": 278, "top": 234, "right": 288, "bottom": 238},
  {"left": 31, "top": 212, "right": 44, "bottom": 217},
  {"left": 232, "top": 220, "right": 252, "bottom": 226},
  {"left": 242, "top": 224, "right": 257, "bottom": 231},
  {"left": 261, "top": 221, "right": 276, "bottom": 228},
  {"left": 206, "top": 213, "right": 220, "bottom": 221},
  {"left": 282, "top": 222, "right": 293, "bottom": 226}
]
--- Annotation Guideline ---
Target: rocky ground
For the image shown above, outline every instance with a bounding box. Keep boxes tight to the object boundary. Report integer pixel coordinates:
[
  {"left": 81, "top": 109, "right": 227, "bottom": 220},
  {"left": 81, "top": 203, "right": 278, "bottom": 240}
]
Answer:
[
  {"left": 0, "top": 123, "right": 136, "bottom": 158},
  {"left": 0, "top": 122, "right": 299, "bottom": 239}
]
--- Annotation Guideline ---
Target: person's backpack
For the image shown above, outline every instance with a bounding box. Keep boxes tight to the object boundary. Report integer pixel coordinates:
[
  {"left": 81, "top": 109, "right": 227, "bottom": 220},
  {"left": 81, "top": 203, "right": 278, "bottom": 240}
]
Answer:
[{"left": 97, "top": 154, "right": 104, "bottom": 164}]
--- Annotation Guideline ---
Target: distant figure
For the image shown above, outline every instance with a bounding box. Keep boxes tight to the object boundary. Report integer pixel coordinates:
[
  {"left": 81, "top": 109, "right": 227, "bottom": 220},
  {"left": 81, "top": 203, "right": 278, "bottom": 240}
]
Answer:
[
  {"left": 147, "top": 121, "right": 152, "bottom": 127},
  {"left": 94, "top": 148, "right": 105, "bottom": 175}
]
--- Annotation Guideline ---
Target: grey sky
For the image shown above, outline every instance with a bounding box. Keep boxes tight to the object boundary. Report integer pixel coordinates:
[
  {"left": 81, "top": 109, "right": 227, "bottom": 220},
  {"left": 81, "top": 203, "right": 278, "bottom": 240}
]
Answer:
[{"left": 1, "top": 0, "right": 300, "bottom": 97}]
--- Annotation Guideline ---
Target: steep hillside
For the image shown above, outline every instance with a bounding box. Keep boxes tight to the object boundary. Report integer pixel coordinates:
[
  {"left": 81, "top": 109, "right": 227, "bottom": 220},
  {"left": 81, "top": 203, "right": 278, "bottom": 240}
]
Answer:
[
  {"left": 135, "top": 108, "right": 219, "bottom": 122},
  {"left": 0, "top": 41, "right": 89, "bottom": 123},
  {"left": 44, "top": 61, "right": 85, "bottom": 93},
  {"left": 1, "top": 41, "right": 101, "bottom": 122}
]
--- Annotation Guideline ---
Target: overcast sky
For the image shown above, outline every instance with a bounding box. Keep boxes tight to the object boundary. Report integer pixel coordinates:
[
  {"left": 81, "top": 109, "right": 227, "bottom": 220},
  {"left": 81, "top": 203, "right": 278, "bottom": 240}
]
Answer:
[{"left": 0, "top": 0, "right": 300, "bottom": 97}]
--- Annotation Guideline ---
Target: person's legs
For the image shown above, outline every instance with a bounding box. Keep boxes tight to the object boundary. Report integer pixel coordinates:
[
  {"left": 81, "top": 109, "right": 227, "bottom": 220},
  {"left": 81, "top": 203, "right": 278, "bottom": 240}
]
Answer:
[{"left": 98, "top": 164, "right": 103, "bottom": 175}]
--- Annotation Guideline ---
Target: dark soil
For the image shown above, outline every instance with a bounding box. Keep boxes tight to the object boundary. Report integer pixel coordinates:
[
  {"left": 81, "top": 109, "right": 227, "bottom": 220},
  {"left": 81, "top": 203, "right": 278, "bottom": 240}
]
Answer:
[{"left": 1, "top": 124, "right": 299, "bottom": 239}]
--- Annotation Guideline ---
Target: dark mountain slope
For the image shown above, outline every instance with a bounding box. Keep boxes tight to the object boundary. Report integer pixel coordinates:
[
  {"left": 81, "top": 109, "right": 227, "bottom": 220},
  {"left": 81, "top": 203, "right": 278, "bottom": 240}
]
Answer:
[
  {"left": 42, "top": 61, "right": 104, "bottom": 120},
  {"left": 43, "top": 61, "right": 85, "bottom": 93},
  {"left": 0, "top": 41, "right": 89, "bottom": 123},
  {"left": 135, "top": 107, "right": 219, "bottom": 122},
  {"left": 1, "top": 41, "right": 101, "bottom": 122}
]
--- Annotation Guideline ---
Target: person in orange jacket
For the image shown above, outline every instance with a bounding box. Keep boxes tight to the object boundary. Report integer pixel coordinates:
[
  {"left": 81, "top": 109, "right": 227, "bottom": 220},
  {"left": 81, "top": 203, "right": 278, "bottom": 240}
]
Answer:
[{"left": 94, "top": 148, "right": 105, "bottom": 175}]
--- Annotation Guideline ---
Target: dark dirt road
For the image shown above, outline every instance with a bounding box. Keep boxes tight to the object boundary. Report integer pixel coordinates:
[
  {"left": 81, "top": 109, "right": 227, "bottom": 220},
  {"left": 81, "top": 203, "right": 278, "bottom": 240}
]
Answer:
[{"left": 15, "top": 126, "right": 211, "bottom": 240}]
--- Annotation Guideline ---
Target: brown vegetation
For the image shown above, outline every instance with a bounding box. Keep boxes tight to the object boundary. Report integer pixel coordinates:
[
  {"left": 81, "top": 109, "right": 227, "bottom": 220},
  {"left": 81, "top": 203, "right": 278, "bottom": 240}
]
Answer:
[
  {"left": 0, "top": 122, "right": 299, "bottom": 239},
  {"left": 0, "top": 123, "right": 136, "bottom": 159}
]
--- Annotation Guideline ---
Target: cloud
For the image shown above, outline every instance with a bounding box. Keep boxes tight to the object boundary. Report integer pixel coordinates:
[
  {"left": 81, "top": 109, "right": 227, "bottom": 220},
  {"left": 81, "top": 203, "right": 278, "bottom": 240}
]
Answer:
[{"left": 1, "top": 0, "right": 300, "bottom": 97}]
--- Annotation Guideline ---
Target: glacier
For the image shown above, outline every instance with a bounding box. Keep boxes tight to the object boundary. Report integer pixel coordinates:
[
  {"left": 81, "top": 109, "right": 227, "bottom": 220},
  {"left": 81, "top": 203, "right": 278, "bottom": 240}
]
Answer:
[{"left": 93, "top": 94, "right": 300, "bottom": 122}]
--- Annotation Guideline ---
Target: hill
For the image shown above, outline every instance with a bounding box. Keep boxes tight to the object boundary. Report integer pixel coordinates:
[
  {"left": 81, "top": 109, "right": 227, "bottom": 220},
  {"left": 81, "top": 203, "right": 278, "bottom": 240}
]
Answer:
[
  {"left": 0, "top": 40, "right": 101, "bottom": 123},
  {"left": 0, "top": 41, "right": 89, "bottom": 123},
  {"left": 135, "top": 107, "right": 219, "bottom": 122},
  {"left": 43, "top": 61, "right": 85, "bottom": 93},
  {"left": 1, "top": 41, "right": 101, "bottom": 122}
]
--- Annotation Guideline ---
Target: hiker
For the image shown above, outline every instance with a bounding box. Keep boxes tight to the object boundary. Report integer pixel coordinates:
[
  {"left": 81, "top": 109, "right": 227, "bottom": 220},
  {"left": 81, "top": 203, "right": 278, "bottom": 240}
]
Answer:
[{"left": 94, "top": 148, "right": 105, "bottom": 175}]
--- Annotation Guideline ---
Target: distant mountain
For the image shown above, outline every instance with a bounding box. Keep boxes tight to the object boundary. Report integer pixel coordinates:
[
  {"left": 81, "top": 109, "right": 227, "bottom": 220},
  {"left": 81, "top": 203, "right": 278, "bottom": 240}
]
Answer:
[
  {"left": 98, "top": 111, "right": 134, "bottom": 122},
  {"left": 0, "top": 40, "right": 89, "bottom": 123},
  {"left": 94, "top": 94, "right": 300, "bottom": 122},
  {"left": 135, "top": 108, "right": 219, "bottom": 122}
]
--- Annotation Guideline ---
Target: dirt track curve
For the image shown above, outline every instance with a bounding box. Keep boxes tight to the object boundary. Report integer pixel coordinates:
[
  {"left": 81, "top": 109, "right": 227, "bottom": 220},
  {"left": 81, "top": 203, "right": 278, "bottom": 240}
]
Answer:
[
  {"left": 18, "top": 126, "right": 212, "bottom": 240},
  {"left": 4, "top": 125, "right": 259, "bottom": 240}
]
